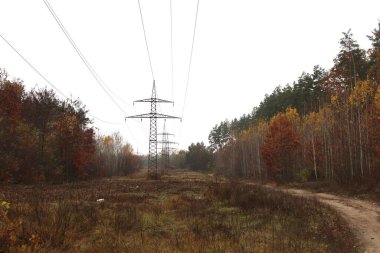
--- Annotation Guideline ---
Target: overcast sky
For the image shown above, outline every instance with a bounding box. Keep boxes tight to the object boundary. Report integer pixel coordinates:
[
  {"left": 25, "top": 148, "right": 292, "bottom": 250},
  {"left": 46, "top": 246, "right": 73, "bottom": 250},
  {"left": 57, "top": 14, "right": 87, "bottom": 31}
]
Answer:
[{"left": 1, "top": 0, "right": 380, "bottom": 154}]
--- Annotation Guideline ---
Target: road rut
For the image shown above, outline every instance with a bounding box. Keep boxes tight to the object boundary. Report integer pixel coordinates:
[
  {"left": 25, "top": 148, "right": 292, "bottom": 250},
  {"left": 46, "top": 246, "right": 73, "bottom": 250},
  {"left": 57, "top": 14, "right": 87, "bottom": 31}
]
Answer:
[{"left": 277, "top": 187, "right": 380, "bottom": 253}]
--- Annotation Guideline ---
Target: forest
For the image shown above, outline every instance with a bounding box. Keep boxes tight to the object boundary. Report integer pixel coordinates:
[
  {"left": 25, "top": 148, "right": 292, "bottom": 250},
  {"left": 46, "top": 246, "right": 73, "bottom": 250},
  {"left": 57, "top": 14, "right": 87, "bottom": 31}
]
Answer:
[
  {"left": 1, "top": 17, "right": 380, "bottom": 253},
  {"left": 0, "top": 70, "right": 140, "bottom": 183},
  {"left": 205, "top": 24, "right": 380, "bottom": 187},
  {"left": 2, "top": 23, "right": 380, "bottom": 187}
]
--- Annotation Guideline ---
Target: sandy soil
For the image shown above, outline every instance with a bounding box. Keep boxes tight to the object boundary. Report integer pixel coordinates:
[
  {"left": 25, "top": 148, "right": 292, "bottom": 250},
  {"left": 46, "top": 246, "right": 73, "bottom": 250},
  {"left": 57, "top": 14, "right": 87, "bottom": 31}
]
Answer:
[{"left": 271, "top": 187, "right": 380, "bottom": 253}]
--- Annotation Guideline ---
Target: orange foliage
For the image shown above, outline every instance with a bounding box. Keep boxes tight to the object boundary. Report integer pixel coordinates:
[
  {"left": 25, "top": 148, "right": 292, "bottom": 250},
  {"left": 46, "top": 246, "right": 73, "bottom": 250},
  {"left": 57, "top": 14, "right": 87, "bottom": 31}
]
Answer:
[
  {"left": 0, "top": 81, "right": 24, "bottom": 122},
  {"left": 73, "top": 129, "right": 95, "bottom": 178},
  {"left": 261, "top": 112, "right": 301, "bottom": 181}
]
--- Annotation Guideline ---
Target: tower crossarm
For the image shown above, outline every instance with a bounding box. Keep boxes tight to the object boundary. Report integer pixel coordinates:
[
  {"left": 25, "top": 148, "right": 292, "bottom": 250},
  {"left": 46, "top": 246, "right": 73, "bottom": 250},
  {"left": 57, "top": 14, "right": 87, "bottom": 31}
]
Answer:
[
  {"left": 126, "top": 113, "right": 181, "bottom": 120},
  {"left": 157, "top": 133, "right": 175, "bottom": 136},
  {"left": 157, "top": 141, "right": 178, "bottom": 145},
  {"left": 134, "top": 98, "right": 174, "bottom": 104},
  {"left": 125, "top": 80, "right": 180, "bottom": 177}
]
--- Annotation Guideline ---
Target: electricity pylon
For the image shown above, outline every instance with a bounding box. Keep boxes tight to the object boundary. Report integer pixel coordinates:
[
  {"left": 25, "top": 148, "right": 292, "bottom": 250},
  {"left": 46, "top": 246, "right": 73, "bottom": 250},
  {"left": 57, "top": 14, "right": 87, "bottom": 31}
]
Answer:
[
  {"left": 158, "top": 122, "right": 177, "bottom": 174},
  {"left": 126, "top": 81, "right": 180, "bottom": 177}
]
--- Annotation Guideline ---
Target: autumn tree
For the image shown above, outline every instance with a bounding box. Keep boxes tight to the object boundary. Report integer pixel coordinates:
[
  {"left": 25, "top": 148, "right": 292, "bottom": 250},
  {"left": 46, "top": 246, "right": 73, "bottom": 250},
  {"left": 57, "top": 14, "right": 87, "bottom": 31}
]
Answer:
[
  {"left": 302, "top": 112, "right": 323, "bottom": 180},
  {"left": 368, "top": 86, "right": 380, "bottom": 179},
  {"left": 95, "top": 132, "right": 141, "bottom": 176},
  {"left": 261, "top": 110, "right": 301, "bottom": 182},
  {"left": 0, "top": 70, "right": 98, "bottom": 183},
  {"left": 0, "top": 76, "right": 37, "bottom": 182},
  {"left": 207, "top": 23, "right": 380, "bottom": 188}
]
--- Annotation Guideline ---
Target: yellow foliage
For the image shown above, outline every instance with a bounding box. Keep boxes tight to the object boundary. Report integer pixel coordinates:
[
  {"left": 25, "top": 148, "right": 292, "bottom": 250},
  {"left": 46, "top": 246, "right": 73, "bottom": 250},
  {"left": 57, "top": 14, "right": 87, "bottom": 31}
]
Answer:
[
  {"left": 122, "top": 143, "right": 134, "bottom": 155},
  {"left": 270, "top": 108, "right": 300, "bottom": 126},
  {"left": 331, "top": 95, "right": 338, "bottom": 105},
  {"left": 103, "top": 135, "right": 113, "bottom": 145},
  {"left": 375, "top": 85, "right": 380, "bottom": 109},
  {"left": 239, "top": 129, "right": 251, "bottom": 139},
  {"left": 65, "top": 115, "right": 78, "bottom": 132},
  {"left": 1, "top": 201, "right": 10, "bottom": 209},
  {"left": 0, "top": 198, "right": 13, "bottom": 252},
  {"left": 284, "top": 108, "right": 300, "bottom": 123},
  {"left": 304, "top": 112, "right": 322, "bottom": 132},
  {"left": 256, "top": 120, "right": 268, "bottom": 135},
  {"left": 349, "top": 80, "right": 373, "bottom": 107}
]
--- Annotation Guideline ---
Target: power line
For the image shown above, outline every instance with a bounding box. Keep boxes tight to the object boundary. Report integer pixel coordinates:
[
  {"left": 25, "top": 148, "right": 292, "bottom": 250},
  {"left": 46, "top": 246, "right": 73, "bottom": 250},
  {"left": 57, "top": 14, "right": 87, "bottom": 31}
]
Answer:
[
  {"left": 0, "top": 33, "right": 125, "bottom": 126},
  {"left": 88, "top": 115, "right": 124, "bottom": 125},
  {"left": 126, "top": 81, "right": 180, "bottom": 177},
  {"left": 170, "top": 0, "right": 174, "bottom": 103},
  {"left": 43, "top": 0, "right": 148, "bottom": 139},
  {"left": 0, "top": 32, "right": 145, "bottom": 146},
  {"left": 137, "top": 0, "right": 155, "bottom": 81},
  {"left": 43, "top": 0, "right": 129, "bottom": 111},
  {"left": 177, "top": 0, "right": 200, "bottom": 147},
  {"left": 0, "top": 33, "right": 67, "bottom": 99},
  {"left": 181, "top": 0, "right": 200, "bottom": 119},
  {"left": 42, "top": 0, "right": 130, "bottom": 115},
  {"left": 158, "top": 121, "right": 177, "bottom": 174},
  {"left": 136, "top": 0, "right": 174, "bottom": 142},
  {"left": 169, "top": 0, "right": 176, "bottom": 135}
]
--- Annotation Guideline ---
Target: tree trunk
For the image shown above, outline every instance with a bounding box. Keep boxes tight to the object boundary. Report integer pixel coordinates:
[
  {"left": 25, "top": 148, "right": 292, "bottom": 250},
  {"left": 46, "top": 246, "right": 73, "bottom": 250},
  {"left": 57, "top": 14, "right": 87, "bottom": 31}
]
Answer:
[{"left": 311, "top": 134, "right": 318, "bottom": 180}]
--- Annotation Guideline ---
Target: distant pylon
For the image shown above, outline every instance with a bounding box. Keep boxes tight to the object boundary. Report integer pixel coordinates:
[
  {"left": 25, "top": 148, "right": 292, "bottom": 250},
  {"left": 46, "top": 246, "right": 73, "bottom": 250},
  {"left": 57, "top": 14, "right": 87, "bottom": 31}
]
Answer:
[
  {"left": 158, "top": 122, "right": 177, "bottom": 175},
  {"left": 126, "top": 80, "right": 180, "bottom": 177}
]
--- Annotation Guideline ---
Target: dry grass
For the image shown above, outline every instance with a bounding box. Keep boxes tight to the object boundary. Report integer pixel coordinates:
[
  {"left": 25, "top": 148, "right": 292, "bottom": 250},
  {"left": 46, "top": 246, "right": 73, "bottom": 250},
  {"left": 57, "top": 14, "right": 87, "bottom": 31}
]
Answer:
[
  {"left": 0, "top": 170, "right": 359, "bottom": 252},
  {"left": 287, "top": 180, "right": 380, "bottom": 203}
]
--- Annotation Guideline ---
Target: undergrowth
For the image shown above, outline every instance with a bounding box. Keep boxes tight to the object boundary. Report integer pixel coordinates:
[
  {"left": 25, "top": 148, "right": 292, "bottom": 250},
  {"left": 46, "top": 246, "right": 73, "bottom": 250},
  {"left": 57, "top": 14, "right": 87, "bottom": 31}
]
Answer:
[{"left": 0, "top": 175, "right": 359, "bottom": 252}]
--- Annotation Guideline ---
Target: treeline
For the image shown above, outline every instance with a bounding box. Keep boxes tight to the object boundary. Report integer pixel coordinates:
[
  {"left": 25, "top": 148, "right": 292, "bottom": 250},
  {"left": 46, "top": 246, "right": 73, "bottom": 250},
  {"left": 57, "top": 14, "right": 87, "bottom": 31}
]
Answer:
[
  {"left": 208, "top": 24, "right": 380, "bottom": 186},
  {"left": 95, "top": 132, "right": 141, "bottom": 177},
  {"left": 171, "top": 142, "right": 213, "bottom": 172},
  {"left": 0, "top": 70, "right": 140, "bottom": 183}
]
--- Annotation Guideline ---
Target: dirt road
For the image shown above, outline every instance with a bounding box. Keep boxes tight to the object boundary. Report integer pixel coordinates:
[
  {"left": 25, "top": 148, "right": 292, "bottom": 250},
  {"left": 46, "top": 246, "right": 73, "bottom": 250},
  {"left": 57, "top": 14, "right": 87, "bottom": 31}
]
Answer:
[{"left": 275, "top": 187, "right": 380, "bottom": 253}]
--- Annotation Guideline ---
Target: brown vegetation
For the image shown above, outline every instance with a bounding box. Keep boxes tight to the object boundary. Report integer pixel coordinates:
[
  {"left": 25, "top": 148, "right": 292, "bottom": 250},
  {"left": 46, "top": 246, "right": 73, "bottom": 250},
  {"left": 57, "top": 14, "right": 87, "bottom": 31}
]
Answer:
[
  {"left": 0, "top": 70, "right": 140, "bottom": 184},
  {"left": 0, "top": 171, "right": 359, "bottom": 252},
  {"left": 208, "top": 23, "right": 380, "bottom": 189}
]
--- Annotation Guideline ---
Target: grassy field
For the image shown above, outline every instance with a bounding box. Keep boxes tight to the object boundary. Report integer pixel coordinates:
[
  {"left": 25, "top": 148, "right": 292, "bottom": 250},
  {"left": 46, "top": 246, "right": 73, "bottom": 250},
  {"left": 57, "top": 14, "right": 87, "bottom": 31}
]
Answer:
[{"left": 0, "top": 170, "right": 359, "bottom": 253}]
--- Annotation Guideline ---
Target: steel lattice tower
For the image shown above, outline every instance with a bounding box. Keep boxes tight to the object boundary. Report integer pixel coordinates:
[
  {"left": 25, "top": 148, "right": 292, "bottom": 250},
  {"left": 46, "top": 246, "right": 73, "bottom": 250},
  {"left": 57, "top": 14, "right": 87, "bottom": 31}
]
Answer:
[
  {"left": 126, "top": 81, "right": 180, "bottom": 177},
  {"left": 158, "top": 122, "right": 176, "bottom": 174}
]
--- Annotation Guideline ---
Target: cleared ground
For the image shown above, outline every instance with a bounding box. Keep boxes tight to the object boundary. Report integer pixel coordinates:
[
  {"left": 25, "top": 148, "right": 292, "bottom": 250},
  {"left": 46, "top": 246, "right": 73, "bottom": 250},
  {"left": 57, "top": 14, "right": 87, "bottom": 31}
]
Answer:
[
  {"left": 1, "top": 170, "right": 358, "bottom": 252},
  {"left": 276, "top": 187, "right": 380, "bottom": 253}
]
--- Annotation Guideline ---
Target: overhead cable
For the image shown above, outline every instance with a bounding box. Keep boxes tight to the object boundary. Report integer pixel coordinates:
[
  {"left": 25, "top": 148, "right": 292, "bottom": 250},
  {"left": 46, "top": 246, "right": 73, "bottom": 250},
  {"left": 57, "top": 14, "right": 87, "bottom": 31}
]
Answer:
[
  {"left": 43, "top": 0, "right": 130, "bottom": 115},
  {"left": 137, "top": 0, "right": 155, "bottom": 81},
  {"left": 170, "top": 0, "right": 174, "bottom": 103},
  {"left": 0, "top": 33, "right": 125, "bottom": 126},
  {"left": 181, "top": 0, "right": 200, "bottom": 119}
]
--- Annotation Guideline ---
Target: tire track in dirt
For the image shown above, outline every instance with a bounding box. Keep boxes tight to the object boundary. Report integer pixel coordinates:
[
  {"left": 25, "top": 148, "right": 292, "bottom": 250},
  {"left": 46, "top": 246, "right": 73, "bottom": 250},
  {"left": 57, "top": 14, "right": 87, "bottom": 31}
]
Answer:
[{"left": 266, "top": 186, "right": 380, "bottom": 253}]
